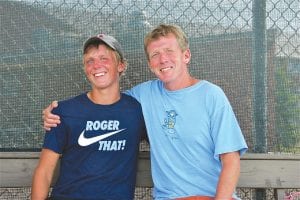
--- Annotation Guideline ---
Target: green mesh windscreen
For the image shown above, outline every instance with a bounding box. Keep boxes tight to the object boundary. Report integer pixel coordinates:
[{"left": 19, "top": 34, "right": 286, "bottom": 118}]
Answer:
[{"left": 0, "top": 0, "right": 299, "bottom": 154}]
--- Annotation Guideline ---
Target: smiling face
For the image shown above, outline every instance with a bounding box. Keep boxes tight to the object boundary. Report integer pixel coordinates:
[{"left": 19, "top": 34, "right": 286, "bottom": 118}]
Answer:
[
  {"left": 146, "top": 33, "right": 191, "bottom": 90},
  {"left": 83, "top": 44, "right": 125, "bottom": 91}
]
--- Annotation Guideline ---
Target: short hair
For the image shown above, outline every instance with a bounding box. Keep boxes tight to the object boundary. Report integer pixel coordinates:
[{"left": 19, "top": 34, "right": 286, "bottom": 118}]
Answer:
[{"left": 143, "top": 24, "right": 189, "bottom": 60}]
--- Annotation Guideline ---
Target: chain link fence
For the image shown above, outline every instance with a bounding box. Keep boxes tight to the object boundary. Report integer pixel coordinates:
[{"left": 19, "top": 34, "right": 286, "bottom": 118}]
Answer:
[{"left": 0, "top": 0, "right": 299, "bottom": 199}]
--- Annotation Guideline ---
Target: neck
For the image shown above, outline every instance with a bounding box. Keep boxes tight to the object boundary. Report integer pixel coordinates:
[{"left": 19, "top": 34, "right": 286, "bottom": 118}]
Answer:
[
  {"left": 87, "top": 89, "right": 121, "bottom": 105},
  {"left": 164, "top": 75, "right": 199, "bottom": 91}
]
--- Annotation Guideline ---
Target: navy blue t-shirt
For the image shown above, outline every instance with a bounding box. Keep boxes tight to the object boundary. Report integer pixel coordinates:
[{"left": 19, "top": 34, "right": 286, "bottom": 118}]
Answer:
[{"left": 43, "top": 93, "right": 147, "bottom": 200}]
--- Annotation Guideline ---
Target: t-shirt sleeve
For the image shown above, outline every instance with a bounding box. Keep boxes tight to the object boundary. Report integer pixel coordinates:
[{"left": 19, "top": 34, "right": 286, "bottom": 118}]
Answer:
[
  {"left": 123, "top": 82, "right": 148, "bottom": 103},
  {"left": 210, "top": 89, "right": 248, "bottom": 160},
  {"left": 43, "top": 108, "right": 68, "bottom": 154}
]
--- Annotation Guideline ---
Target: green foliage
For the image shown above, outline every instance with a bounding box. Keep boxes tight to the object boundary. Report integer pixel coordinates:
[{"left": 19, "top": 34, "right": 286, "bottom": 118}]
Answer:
[{"left": 274, "top": 60, "right": 300, "bottom": 152}]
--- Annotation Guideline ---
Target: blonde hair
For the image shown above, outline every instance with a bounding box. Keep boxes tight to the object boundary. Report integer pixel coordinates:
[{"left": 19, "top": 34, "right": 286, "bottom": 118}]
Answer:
[{"left": 144, "top": 24, "right": 189, "bottom": 60}]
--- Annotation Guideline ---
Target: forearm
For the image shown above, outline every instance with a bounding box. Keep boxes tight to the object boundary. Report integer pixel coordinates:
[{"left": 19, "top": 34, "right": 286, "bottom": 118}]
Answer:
[
  {"left": 31, "top": 149, "right": 59, "bottom": 200},
  {"left": 215, "top": 152, "right": 240, "bottom": 200},
  {"left": 31, "top": 166, "right": 52, "bottom": 200}
]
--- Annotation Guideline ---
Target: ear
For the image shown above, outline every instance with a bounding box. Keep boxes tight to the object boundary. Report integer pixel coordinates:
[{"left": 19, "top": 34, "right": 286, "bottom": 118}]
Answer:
[
  {"left": 118, "top": 62, "right": 126, "bottom": 73},
  {"left": 184, "top": 49, "right": 191, "bottom": 64}
]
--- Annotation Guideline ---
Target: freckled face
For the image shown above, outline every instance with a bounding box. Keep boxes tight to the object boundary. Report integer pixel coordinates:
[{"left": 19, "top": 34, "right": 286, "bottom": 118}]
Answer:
[
  {"left": 83, "top": 44, "right": 125, "bottom": 90},
  {"left": 146, "top": 34, "right": 191, "bottom": 87}
]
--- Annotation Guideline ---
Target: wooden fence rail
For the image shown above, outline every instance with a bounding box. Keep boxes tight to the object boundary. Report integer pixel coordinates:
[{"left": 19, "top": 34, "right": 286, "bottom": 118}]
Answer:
[{"left": 0, "top": 152, "right": 299, "bottom": 199}]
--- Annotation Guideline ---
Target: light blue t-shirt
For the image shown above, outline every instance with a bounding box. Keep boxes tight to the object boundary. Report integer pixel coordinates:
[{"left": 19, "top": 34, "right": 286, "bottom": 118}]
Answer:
[{"left": 126, "top": 80, "right": 248, "bottom": 199}]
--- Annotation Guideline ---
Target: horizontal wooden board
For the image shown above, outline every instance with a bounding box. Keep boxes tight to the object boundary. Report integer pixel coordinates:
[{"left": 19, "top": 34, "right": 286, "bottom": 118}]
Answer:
[{"left": 0, "top": 152, "right": 299, "bottom": 188}]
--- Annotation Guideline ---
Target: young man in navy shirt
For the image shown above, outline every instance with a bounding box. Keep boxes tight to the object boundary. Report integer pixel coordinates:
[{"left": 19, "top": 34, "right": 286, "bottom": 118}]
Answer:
[{"left": 31, "top": 34, "right": 146, "bottom": 200}]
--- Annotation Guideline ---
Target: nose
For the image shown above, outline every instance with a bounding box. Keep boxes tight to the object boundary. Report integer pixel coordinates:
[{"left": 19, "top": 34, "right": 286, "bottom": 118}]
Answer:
[
  {"left": 159, "top": 52, "right": 168, "bottom": 64},
  {"left": 93, "top": 60, "right": 103, "bottom": 69}
]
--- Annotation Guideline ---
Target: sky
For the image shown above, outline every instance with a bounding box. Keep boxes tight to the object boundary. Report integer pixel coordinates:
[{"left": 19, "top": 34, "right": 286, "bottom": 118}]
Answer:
[{"left": 15, "top": 0, "right": 299, "bottom": 33}]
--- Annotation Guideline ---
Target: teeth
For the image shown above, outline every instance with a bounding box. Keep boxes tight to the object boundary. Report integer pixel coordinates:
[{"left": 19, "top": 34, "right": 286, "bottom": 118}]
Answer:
[
  {"left": 95, "top": 72, "right": 105, "bottom": 77},
  {"left": 160, "top": 67, "right": 172, "bottom": 72}
]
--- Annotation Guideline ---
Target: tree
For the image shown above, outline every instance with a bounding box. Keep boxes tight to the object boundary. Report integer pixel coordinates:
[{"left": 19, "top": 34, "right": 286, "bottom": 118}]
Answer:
[{"left": 275, "top": 59, "right": 300, "bottom": 151}]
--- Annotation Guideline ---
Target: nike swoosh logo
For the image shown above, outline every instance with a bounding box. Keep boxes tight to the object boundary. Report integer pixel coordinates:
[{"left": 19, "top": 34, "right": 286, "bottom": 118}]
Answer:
[{"left": 78, "top": 129, "right": 126, "bottom": 146}]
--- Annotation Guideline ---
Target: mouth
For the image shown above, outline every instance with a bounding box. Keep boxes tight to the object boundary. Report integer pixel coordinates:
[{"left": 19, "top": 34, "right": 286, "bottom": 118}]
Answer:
[
  {"left": 160, "top": 66, "right": 173, "bottom": 72},
  {"left": 94, "top": 72, "right": 106, "bottom": 77}
]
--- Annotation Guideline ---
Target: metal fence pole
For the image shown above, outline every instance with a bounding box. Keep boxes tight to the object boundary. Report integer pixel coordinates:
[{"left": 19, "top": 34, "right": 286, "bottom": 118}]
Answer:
[
  {"left": 252, "top": 0, "right": 267, "bottom": 199},
  {"left": 252, "top": 0, "right": 268, "bottom": 153}
]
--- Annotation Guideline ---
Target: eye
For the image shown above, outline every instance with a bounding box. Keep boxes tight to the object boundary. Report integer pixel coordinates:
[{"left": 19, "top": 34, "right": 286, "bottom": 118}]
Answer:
[
  {"left": 150, "top": 52, "right": 158, "bottom": 59},
  {"left": 166, "top": 49, "right": 174, "bottom": 53},
  {"left": 85, "top": 60, "right": 94, "bottom": 65},
  {"left": 100, "top": 57, "right": 108, "bottom": 61}
]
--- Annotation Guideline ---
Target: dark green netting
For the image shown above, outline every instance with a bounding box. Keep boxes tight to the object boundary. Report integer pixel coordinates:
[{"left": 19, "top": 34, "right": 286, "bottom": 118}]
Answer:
[{"left": 0, "top": 0, "right": 299, "bottom": 199}]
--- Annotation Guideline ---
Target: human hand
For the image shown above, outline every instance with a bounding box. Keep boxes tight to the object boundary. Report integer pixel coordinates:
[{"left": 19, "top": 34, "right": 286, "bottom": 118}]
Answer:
[{"left": 42, "top": 101, "right": 60, "bottom": 131}]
